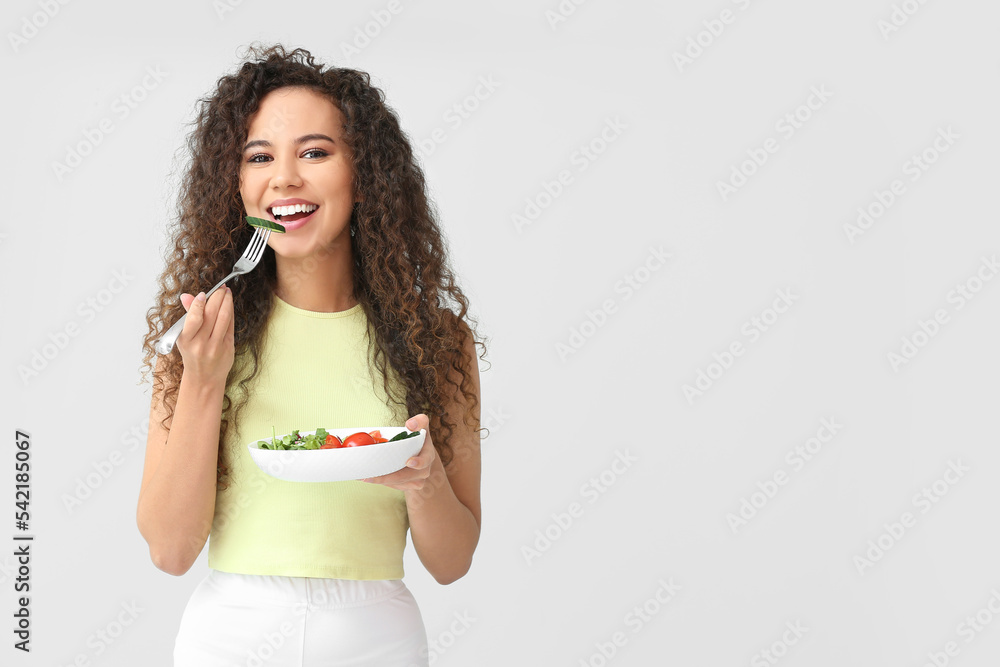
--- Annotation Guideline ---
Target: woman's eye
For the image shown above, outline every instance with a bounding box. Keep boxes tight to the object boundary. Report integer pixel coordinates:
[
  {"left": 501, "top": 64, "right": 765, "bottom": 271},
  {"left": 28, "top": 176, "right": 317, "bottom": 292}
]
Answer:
[{"left": 245, "top": 149, "right": 326, "bottom": 163}]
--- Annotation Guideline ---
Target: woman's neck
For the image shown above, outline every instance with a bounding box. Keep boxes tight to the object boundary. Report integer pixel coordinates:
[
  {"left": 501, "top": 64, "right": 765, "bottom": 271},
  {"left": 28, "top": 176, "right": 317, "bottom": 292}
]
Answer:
[{"left": 273, "top": 249, "right": 358, "bottom": 313}]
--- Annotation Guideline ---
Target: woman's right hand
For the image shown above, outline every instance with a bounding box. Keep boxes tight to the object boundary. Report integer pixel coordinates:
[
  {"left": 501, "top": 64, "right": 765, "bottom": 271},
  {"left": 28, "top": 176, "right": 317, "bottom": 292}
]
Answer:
[{"left": 176, "top": 287, "right": 235, "bottom": 386}]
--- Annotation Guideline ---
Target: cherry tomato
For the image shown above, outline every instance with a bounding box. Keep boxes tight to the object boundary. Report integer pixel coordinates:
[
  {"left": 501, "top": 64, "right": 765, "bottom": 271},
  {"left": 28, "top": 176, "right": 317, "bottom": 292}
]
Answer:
[
  {"left": 343, "top": 432, "right": 377, "bottom": 447},
  {"left": 369, "top": 430, "right": 388, "bottom": 443},
  {"left": 321, "top": 434, "right": 343, "bottom": 449}
]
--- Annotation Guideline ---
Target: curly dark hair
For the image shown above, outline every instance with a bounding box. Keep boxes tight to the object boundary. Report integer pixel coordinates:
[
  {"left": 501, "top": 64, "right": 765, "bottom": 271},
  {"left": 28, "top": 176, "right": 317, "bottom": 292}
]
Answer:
[{"left": 138, "top": 43, "right": 488, "bottom": 490}]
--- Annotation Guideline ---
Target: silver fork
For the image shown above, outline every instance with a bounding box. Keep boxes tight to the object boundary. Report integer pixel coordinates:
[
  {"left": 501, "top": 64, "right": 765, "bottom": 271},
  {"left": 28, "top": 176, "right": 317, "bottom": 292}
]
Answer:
[{"left": 154, "top": 228, "right": 271, "bottom": 355}]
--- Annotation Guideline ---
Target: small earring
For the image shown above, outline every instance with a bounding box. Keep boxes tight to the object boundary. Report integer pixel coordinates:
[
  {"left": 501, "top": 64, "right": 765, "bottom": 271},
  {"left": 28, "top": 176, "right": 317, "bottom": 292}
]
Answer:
[{"left": 350, "top": 224, "right": 356, "bottom": 238}]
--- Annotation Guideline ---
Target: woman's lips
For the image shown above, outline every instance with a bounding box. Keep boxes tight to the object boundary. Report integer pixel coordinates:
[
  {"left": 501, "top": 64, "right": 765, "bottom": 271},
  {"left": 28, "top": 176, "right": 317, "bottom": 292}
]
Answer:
[{"left": 274, "top": 207, "right": 318, "bottom": 231}]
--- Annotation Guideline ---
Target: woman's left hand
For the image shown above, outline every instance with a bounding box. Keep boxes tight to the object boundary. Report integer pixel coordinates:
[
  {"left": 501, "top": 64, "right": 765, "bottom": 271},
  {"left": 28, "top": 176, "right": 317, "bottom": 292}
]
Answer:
[{"left": 360, "top": 414, "right": 437, "bottom": 491}]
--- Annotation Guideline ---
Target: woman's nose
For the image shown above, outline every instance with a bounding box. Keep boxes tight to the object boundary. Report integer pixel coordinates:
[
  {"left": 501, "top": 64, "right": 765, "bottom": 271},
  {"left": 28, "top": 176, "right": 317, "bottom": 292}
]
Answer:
[{"left": 270, "top": 157, "right": 302, "bottom": 188}]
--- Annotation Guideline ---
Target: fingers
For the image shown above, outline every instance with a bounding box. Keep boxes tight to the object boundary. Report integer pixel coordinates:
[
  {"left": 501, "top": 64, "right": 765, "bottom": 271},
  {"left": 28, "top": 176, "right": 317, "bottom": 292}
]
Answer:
[
  {"left": 361, "top": 456, "right": 430, "bottom": 485},
  {"left": 179, "top": 288, "right": 232, "bottom": 344},
  {"left": 181, "top": 291, "right": 207, "bottom": 339},
  {"left": 361, "top": 469, "right": 427, "bottom": 490},
  {"left": 360, "top": 434, "right": 437, "bottom": 491},
  {"left": 173, "top": 287, "right": 235, "bottom": 383},
  {"left": 399, "top": 416, "right": 433, "bottom": 476},
  {"left": 203, "top": 287, "right": 225, "bottom": 327},
  {"left": 405, "top": 414, "right": 428, "bottom": 431},
  {"left": 225, "top": 289, "right": 235, "bottom": 346},
  {"left": 213, "top": 287, "right": 234, "bottom": 342},
  {"left": 411, "top": 436, "right": 434, "bottom": 467}
]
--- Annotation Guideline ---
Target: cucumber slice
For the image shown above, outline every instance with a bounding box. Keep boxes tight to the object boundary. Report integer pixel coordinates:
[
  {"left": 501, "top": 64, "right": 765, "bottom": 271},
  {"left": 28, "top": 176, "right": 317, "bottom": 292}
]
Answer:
[{"left": 246, "top": 215, "right": 286, "bottom": 233}]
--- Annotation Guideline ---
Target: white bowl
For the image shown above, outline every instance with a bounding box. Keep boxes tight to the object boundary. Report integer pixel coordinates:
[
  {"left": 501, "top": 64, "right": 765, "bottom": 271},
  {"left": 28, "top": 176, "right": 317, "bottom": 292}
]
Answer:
[{"left": 246, "top": 426, "right": 426, "bottom": 483}]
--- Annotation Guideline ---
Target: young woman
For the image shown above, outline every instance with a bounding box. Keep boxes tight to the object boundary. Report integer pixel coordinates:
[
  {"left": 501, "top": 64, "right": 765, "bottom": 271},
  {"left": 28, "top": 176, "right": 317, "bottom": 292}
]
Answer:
[{"left": 136, "top": 43, "right": 485, "bottom": 665}]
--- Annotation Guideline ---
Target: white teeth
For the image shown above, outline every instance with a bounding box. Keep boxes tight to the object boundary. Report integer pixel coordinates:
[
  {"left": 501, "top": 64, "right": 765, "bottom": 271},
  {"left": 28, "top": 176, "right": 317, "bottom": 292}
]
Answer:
[{"left": 271, "top": 203, "right": 318, "bottom": 217}]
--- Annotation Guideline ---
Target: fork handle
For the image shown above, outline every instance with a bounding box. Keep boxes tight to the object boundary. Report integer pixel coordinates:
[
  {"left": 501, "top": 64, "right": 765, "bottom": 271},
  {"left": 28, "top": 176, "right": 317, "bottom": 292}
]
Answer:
[{"left": 153, "top": 272, "right": 238, "bottom": 355}]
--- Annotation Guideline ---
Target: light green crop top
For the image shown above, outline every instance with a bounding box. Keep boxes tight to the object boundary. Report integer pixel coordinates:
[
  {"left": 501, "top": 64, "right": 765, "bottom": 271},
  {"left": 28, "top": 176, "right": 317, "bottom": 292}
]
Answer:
[{"left": 207, "top": 293, "right": 412, "bottom": 579}]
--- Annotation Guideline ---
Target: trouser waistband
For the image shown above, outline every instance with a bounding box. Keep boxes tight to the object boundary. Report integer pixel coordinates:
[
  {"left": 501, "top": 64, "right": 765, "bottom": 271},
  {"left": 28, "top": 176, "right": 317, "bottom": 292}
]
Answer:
[{"left": 205, "top": 569, "right": 407, "bottom": 609}]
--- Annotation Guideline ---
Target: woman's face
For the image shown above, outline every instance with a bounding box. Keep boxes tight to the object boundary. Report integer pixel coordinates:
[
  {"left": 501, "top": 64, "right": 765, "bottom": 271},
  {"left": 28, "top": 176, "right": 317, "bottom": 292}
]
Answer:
[{"left": 239, "top": 86, "right": 356, "bottom": 260}]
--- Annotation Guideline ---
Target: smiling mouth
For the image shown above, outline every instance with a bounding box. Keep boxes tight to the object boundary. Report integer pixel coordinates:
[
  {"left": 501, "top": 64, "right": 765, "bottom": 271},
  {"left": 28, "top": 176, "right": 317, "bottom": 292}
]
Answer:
[{"left": 270, "top": 204, "right": 319, "bottom": 222}]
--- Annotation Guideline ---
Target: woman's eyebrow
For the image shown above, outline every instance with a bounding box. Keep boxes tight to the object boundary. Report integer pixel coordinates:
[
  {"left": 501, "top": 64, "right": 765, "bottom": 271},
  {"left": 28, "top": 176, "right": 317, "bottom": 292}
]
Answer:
[{"left": 243, "top": 133, "right": 336, "bottom": 151}]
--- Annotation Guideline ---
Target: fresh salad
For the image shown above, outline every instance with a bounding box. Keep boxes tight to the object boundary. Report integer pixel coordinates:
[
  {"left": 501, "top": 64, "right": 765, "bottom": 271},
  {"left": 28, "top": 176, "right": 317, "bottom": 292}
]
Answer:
[{"left": 256, "top": 426, "right": 420, "bottom": 451}]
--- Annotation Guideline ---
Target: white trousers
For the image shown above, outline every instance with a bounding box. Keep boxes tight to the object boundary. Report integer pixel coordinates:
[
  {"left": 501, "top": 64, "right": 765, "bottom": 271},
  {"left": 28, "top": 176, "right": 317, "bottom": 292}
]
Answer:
[{"left": 173, "top": 569, "right": 428, "bottom": 667}]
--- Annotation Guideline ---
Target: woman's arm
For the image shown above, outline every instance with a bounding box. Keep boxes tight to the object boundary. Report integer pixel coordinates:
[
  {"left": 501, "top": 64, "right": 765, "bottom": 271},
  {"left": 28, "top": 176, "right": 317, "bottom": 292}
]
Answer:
[
  {"left": 364, "top": 330, "right": 483, "bottom": 585},
  {"left": 136, "top": 356, "right": 226, "bottom": 576},
  {"left": 136, "top": 289, "right": 235, "bottom": 576}
]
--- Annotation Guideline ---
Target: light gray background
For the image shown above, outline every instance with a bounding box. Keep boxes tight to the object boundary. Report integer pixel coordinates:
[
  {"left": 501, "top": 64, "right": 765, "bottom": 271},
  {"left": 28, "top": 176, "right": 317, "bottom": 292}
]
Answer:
[{"left": 3, "top": 0, "right": 999, "bottom": 665}]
